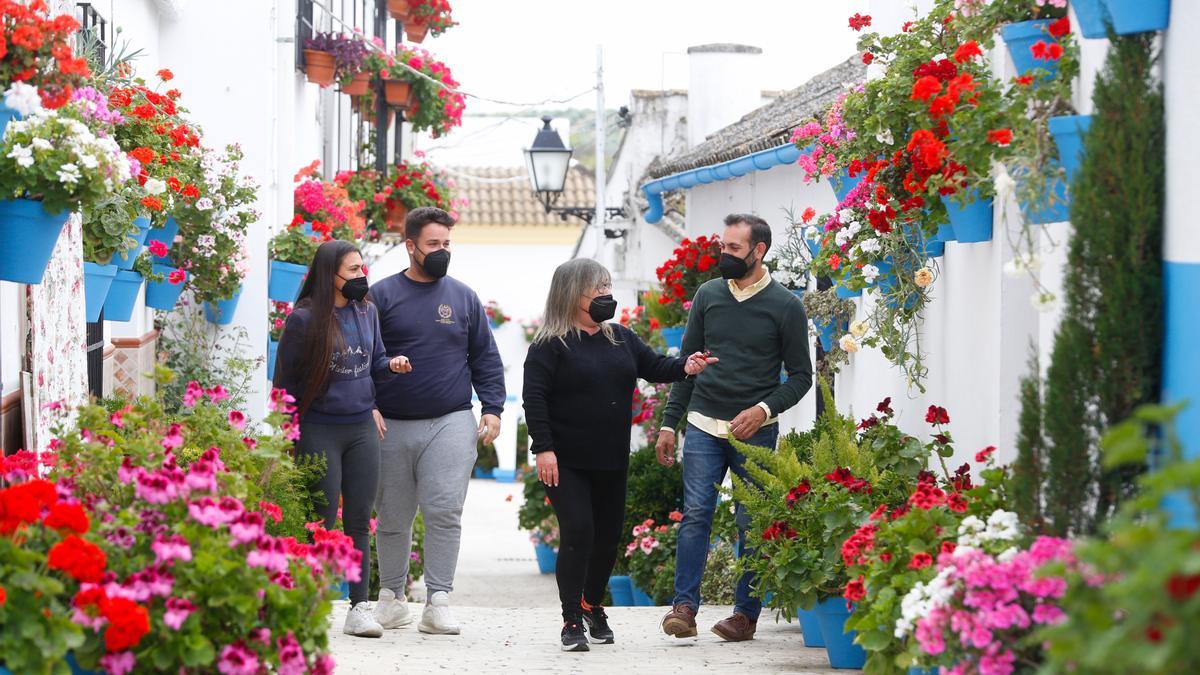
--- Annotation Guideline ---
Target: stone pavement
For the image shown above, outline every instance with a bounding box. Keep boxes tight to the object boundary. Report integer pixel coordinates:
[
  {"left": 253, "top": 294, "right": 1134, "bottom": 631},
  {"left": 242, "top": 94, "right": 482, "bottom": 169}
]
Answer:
[{"left": 327, "top": 479, "right": 853, "bottom": 673}]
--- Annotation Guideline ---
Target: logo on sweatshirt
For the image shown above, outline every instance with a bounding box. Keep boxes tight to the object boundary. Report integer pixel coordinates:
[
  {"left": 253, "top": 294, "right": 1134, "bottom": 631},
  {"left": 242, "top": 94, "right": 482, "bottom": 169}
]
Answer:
[{"left": 437, "top": 303, "right": 454, "bottom": 325}]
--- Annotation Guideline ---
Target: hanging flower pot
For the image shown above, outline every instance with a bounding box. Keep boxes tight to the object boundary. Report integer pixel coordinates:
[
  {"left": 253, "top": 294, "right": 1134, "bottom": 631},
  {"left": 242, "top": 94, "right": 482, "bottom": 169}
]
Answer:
[
  {"left": 834, "top": 274, "right": 861, "bottom": 299},
  {"left": 1103, "top": 0, "right": 1170, "bottom": 35},
  {"left": 945, "top": 190, "right": 994, "bottom": 243},
  {"left": 113, "top": 216, "right": 153, "bottom": 270},
  {"left": 303, "top": 49, "right": 337, "bottom": 87},
  {"left": 1072, "top": 0, "right": 1109, "bottom": 38},
  {"left": 533, "top": 541, "right": 557, "bottom": 574},
  {"left": 102, "top": 270, "right": 144, "bottom": 322},
  {"left": 1049, "top": 114, "right": 1093, "bottom": 185},
  {"left": 268, "top": 260, "right": 308, "bottom": 302},
  {"left": 833, "top": 168, "right": 863, "bottom": 204},
  {"left": 340, "top": 71, "right": 371, "bottom": 96},
  {"left": 1000, "top": 20, "right": 1060, "bottom": 78},
  {"left": 268, "top": 338, "right": 279, "bottom": 380},
  {"left": 660, "top": 326, "right": 685, "bottom": 351},
  {"left": 0, "top": 101, "right": 19, "bottom": 139},
  {"left": 383, "top": 79, "right": 414, "bottom": 108},
  {"left": 1019, "top": 174, "right": 1069, "bottom": 225},
  {"left": 608, "top": 575, "right": 635, "bottom": 607},
  {"left": 146, "top": 216, "right": 180, "bottom": 262},
  {"left": 204, "top": 287, "right": 243, "bottom": 325},
  {"left": 814, "top": 316, "right": 848, "bottom": 352},
  {"left": 797, "top": 607, "right": 826, "bottom": 648},
  {"left": 388, "top": 0, "right": 410, "bottom": 20},
  {"left": 0, "top": 199, "right": 70, "bottom": 284},
  {"left": 83, "top": 262, "right": 118, "bottom": 323},
  {"left": 145, "top": 264, "right": 187, "bottom": 310},
  {"left": 874, "top": 259, "right": 920, "bottom": 311},
  {"left": 814, "top": 597, "right": 867, "bottom": 669},
  {"left": 405, "top": 19, "right": 429, "bottom": 43}
]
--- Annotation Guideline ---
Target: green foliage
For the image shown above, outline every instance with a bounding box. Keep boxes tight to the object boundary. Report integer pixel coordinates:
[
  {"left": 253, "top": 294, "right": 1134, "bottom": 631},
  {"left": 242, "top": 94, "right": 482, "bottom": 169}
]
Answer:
[
  {"left": 617, "top": 446, "right": 683, "bottom": 574},
  {"left": 81, "top": 188, "right": 144, "bottom": 265},
  {"left": 1038, "top": 403, "right": 1200, "bottom": 675},
  {"left": 269, "top": 224, "right": 321, "bottom": 266},
  {"left": 1014, "top": 33, "right": 1164, "bottom": 537},
  {"left": 1012, "top": 352, "right": 1045, "bottom": 531},
  {"left": 157, "top": 310, "right": 262, "bottom": 415},
  {"left": 516, "top": 468, "right": 553, "bottom": 534}
]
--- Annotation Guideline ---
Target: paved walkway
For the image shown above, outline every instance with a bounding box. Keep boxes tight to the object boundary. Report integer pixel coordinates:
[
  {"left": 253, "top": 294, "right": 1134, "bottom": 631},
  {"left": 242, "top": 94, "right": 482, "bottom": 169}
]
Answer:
[{"left": 327, "top": 479, "right": 852, "bottom": 673}]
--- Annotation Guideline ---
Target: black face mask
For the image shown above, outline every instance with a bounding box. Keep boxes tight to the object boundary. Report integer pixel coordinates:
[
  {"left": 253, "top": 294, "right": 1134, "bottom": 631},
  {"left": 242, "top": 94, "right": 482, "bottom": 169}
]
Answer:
[
  {"left": 339, "top": 275, "right": 369, "bottom": 302},
  {"left": 586, "top": 294, "right": 618, "bottom": 323},
  {"left": 719, "top": 249, "right": 758, "bottom": 280},
  {"left": 417, "top": 247, "right": 450, "bottom": 279}
]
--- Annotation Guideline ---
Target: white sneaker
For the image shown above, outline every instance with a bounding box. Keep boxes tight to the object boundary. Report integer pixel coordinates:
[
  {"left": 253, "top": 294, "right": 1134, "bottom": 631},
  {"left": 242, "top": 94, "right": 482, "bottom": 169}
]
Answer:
[
  {"left": 418, "top": 591, "right": 461, "bottom": 635},
  {"left": 374, "top": 588, "right": 414, "bottom": 629},
  {"left": 343, "top": 602, "right": 384, "bottom": 638}
]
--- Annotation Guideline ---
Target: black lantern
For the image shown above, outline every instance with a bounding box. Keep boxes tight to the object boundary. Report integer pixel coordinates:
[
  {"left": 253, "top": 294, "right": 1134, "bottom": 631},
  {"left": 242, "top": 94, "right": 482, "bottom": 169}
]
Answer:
[{"left": 522, "top": 116, "right": 626, "bottom": 226}]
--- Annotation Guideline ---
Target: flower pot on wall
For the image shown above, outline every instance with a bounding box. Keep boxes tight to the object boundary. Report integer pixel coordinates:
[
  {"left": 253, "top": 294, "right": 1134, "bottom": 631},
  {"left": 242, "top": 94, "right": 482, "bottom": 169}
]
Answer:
[
  {"left": 1000, "top": 20, "right": 1060, "bottom": 78},
  {"left": 385, "top": 200, "right": 409, "bottom": 233},
  {"left": 660, "top": 326, "right": 685, "bottom": 351},
  {"left": 204, "top": 288, "right": 243, "bottom": 325},
  {"left": 814, "top": 317, "right": 848, "bottom": 352},
  {"left": 1104, "top": 0, "right": 1170, "bottom": 35},
  {"left": 1049, "top": 114, "right": 1093, "bottom": 185},
  {"left": 113, "top": 216, "right": 152, "bottom": 270},
  {"left": 340, "top": 71, "right": 371, "bottom": 96},
  {"left": 533, "top": 541, "right": 557, "bottom": 574},
  {"left": 833, "top": 168, "right": 862, "bottom": 204},
  {"left": 608, "top": 575, "right": 635, "bottom": 606},
  {"left": 1072, "top": 0, "right": 1109, "bottom": 38},
  {"left": 0, "top": 199, "right": 70, "bottom": 284},
  {"left": 405, "top": 19, "right": 429, "bottom": 43},
  {"left": 1019, "top": 173, "right": 1069, "bottom": 225},
  {"left": 945, "top": 191, "right": 993, "bottom": 243},
  {"left": 383, "top": 79, "right": 413, "bottom": 108},
  {"left": 102, "top": 270, "right": 144, "bottom": 322},
  {"left": 303, "top": 49, "right": 337, "bottom": 87},
  {"left": 145, "top": 264, "right": 186, "bottom": 310},
  {"left": 147, "top": 216, "right": 180, "bottom": 261},
  {"left": 796, "top": 607, "right": 826, "bottom": 648},
  {"left": 0, "top": 101, "right": 18, "bottom": 137},
  {"left": 267, "top": 338, "right": 279, "bottom": 380},
  {"left": 834, "top": 275, "right": 861, "bottom": 299},
  {"left": 388, "top": 0, "right": 410, "bottom": 20},
  {"left": 83, "top": 262, "right": 118, "bottom": 322},
  {"left": 814, "top": 597, "right": 867, "bottom": 669},
  {"left": 268, "top": 260, "right": 308, "bottom": 302}
]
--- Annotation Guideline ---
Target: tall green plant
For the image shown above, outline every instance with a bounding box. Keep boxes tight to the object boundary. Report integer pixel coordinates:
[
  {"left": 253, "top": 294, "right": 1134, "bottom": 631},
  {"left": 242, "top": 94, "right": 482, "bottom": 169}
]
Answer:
[{"left": 1013, "top": 34, "right": 1164, "bottom": 536}]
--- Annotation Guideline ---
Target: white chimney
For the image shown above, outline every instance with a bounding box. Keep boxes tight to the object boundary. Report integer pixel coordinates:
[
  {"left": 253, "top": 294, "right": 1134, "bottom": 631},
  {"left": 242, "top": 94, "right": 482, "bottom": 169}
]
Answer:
[{"left": 686, "top": 44, "right": 764, "bottom": 148}]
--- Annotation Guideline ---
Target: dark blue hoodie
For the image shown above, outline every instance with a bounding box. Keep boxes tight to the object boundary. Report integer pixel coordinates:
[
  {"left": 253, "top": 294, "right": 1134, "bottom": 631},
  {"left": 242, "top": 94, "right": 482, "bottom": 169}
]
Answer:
[{"left": 272, "top": 301, "right": 393, "bottom": 424}]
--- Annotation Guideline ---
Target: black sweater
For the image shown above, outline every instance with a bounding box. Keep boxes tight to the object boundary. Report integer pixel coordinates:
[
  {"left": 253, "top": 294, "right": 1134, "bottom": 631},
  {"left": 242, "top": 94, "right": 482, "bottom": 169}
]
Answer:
[{"left": 522, "top": 324, "right": 688, "bottom": 470}]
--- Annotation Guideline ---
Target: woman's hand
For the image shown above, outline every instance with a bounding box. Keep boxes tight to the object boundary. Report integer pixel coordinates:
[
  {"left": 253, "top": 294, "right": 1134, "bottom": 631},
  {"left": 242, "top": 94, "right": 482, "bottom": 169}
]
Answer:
[
  {"left": 389, "top": 355, "right": 412, "bottom": 373},
  {"left": 536, "top": 451, "right": 560, "bottom": 487},
  {"left": 372, "top": 409, "right": 388, "bottom": 440},
  {"left": 683, "top": 351, "right": 719, "bottom": 376}
]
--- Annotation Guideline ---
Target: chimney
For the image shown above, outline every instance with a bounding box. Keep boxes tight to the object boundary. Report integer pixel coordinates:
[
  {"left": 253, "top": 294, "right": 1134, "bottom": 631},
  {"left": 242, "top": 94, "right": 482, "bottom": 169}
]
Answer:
[{"left": 686, "top": 44, "right": 764, "bottom": 148}]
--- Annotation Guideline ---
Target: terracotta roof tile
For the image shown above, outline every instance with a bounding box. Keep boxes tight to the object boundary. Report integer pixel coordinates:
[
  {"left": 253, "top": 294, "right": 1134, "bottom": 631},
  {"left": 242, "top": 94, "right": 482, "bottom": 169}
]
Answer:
[{"left": 452, "top": 165, "right": 596, "bottom": 227}]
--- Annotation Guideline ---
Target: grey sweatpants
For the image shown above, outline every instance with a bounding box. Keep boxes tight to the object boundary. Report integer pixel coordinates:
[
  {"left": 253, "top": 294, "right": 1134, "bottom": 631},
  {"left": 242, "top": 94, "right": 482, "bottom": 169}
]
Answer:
[{"left": 376, "top": 410, "right": 477, "bottom": 595}]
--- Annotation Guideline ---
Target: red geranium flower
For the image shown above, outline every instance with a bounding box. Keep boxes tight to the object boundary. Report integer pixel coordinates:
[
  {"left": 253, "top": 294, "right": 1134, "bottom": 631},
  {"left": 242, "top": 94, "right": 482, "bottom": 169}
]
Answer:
[
  {"left": 102, "top": 597, "right": 150, "bottom": 652},
  {"left": 43, "top": 502, "right": 89, "bottom": 534},
  {"left": 953, "top": 41, "right": 982, "bottom": 63},
  {"left": 925, "top": 405, "right": 950, "bottom": 425},
  {"left": 181, "top": 184, "right": 200, "bottom": 199},
  {"left": 801, "top": 207, "right": 816, "bottom": 223},
  {"left": 908, "top": 552, "right": 933, "bottom": 569},
  {"left": 141, "top": 196, "right": 163, "bottom": 211},
  {"left": 941, "top": 540, "right": 957, "bottom": 556},
  {"left": 11, "top": 25, "right": 44, "bottom": 51},
  {"left": 147, "top": 240, "right": 169, "bottom": 257},
  {"left": 975, "top": 446, "right": 996, "bottom": 463},
  {"left": 47, "top": 535, "right": 107, "bottom": 583},
  {"left": 168, "top": 269, "right": 187, "bottom": 285},
  {"left": 862, "top": 52, "right": 874, "bottom": 65},
  {"left": 1046, "top": 42, "right": 1064, "bottom": 60},
  {"left": 911, "top": 75, "right": 942, "bottom": 101},
  {"left": 987, "top": 129, "right": 1013, "bottom": 146},
  {"left": 848, "top": 13, "right": 872, "bottom": 31},
  {"left": 947, "top": 492, "right": 969, "bottom": 513},
  {"left": 844, "top": 576, "right": 866, "bottom": 602},
  {"left": 929, "top": 95, "right": 956, "bottom": 118},
  {"left": 1167, "top": 574, "right": 1200, "bottom": 601},
  {"left": 157, "top": 68, "right": 174, "bottom": 81},
  {"left": 1048, "top": 16, "right": 1071, "bottom": 38}
]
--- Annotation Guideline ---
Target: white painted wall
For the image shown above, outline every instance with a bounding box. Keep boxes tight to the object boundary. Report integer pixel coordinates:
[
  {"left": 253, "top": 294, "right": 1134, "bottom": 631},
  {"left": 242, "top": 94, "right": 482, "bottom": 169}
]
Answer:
[{"left": 687, "top": 45, "right": 764, "bottom": 147}]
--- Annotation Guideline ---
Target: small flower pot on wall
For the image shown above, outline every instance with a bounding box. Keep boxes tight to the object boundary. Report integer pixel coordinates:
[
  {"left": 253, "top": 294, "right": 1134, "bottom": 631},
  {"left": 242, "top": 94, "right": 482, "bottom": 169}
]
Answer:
[
  {"left": 268, "top": 260, "right": 308, "bottom": 303},
  {"left": 833, "top": 168, "right": 862, "bottom": 204},
  {"left": 1048, "top": 114, "right": 1093, "bottom": 185},
  {"left": 0, "top": 199, "right": 70, "bottom": 284},
  {"left": 303, "top": 49, "right": 337, "bottom": 87},
  {"left": 340, "top": 71, "right": 371, "bottom": 96},
  {"left": 388, "top": 0, "right": 410, "bottom": 20},
  {"left": 1104, "top": 0, "right": 1170, "bottom": 35},
  {"left": 814, "top": 317, "right": 848, "bottom": 352},
  {"left": 113, "top": 216, "right": 152, "bottom": 270},
  {"left": 147, "top": 216, "right": 180, "bottom": 261},
  {"left": 1019, "top": 173, "right": 1069, "bottom": 225},
  {"left": 1072, "top": 0, "right": 1109, "bottom": 38},
  {"left": 383, "top": 79, "right": 414, "bottom": 108},
  {"left": 204, "top": 288, "right": 243, "bottom": 325},
  {"left": 102, "top": 270, "right": 144, "bottom": 322},
  {"left": 405, "top": 19, "right": 429, "bottom": 43},
  {"left": 145, "top": 264, "right": 186, "bottom": 311},
  {"left": 83, "top": 262, "right": 118, "bottom": 323},
  {"left": 945, "top": 190, "right": 993, "bottom": 243},
  {"left": 1000, "top": 20, "right": 1060, "bottom": 78}
]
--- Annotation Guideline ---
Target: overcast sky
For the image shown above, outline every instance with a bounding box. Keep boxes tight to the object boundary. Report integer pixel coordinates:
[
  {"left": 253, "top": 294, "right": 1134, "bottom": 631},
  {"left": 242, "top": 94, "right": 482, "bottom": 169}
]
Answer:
[{"left": 427, "top": 0, "right": 868, "bottom": 115}]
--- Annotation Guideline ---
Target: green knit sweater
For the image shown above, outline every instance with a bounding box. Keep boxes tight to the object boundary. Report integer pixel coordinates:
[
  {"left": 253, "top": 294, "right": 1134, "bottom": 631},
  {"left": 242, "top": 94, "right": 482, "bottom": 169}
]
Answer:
[{"left": 661, "top": 277, "right": 813, "bottom": 429}]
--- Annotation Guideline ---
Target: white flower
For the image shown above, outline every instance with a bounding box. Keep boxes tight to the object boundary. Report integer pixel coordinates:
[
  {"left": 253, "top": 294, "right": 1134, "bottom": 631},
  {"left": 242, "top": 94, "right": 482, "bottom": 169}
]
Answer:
[
  {"left": 994, "top": 165, "right": 1016, "bottom": 200},
  {"left": 237, "top": 175, "right": 258, "bottom": 190},
  {"left": 2, "top": 82, "right": 43, "bottom": 117},
  {"left": 1032, "top": 291, "right": 1059, "bottom": 313},
  {"left": 838, "top": 208, "right": 854, "bottom": 222},
  {"left": 859, "top": 237, "right": 882, "bottom": 254},
  {"left": 31, "top": 138, "right": 53, "bottom": 152},
  {"left": 861, "top": 264, "right": 880, "bottom": 284},
  {"left": 144, "top": 178, "right": 167, "bottom": 195},
  {"left": 7, "top": 144, "right": 33, "bottom": 168},
  {"left": 875, "top": 129, "right": 894, "bottom": 146},
  {"left": 847, "top": 221, "right": 862, "bottom": 236},
  {"left": 195, "top": 198, "right": 214, "bottom": 211},
  {"left": 839, "top": 334, "right": 860, "bottom": 353},
  {"left": 77, "top": 154, "right": 99, "bottom": 170},
  {"left": 56, "top": 163, "right": 81, "bottom": 185},
  {"left": 835, "top": 228, "right": 852, "bottom": 248},
  {"left": 914, "top": 267, "right": 935, "bottom": 288},
  {"left": 849, "top": 320, "right": 868, "bottom": 338}
]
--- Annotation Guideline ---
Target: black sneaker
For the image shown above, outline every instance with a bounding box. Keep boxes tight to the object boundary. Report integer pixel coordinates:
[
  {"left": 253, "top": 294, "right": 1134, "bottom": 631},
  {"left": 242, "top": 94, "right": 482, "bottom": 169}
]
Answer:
[
  {"left": 583, "top": 606, "right": 615, "bottom": 644},
  {"left": 561, "top": 620, "right": 590, "bottom": 652}
]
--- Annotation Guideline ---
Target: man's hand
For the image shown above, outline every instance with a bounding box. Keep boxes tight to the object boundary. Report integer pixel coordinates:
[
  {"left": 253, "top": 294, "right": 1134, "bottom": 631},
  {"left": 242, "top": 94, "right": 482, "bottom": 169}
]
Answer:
[
  {"left": 730, "top": 406, "right": 768, "bottom": 441},
  {"left": 389, "top": 355, "right": 413, "bottom": 373},
  {"left": 478, "top": 413, "right": 501, "bottom": 446},
  {"left": 655, "top": 429, "right": 677, "bottom": 467},
  {"left": 372, "top": 409, "right": 388, "bottom": 440}
]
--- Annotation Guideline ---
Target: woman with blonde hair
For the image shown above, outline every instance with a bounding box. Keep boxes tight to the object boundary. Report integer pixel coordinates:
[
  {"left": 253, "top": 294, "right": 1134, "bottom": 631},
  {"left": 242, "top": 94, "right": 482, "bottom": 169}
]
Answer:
[{"left": 522, "top": 258, "right": 715, "bottom": 652}]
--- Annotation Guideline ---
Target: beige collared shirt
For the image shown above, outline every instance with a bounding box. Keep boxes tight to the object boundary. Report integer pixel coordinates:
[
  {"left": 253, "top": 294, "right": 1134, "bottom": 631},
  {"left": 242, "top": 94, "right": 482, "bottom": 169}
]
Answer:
[{"left": 664, "top": 267, "right": 777, "bottom": 437}]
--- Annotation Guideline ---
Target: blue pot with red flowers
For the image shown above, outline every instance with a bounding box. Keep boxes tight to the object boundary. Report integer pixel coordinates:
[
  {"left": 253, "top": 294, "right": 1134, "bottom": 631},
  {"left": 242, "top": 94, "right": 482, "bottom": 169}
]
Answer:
[
  {"left": 1000, "top": 19, "right": 1061, "bottom": 78},
  {"left": 833, "top": 168, "right": 863, "bottom": 203},
  {"left": 145, "top": 264, "right": 187, "bottom": 310},
  {"left": 815, "top": 597, "right": 867, "bottom": 669},
  {"left": 1104, "top": 0, "right": 1170, "bottom": 35},
  {"left": 146, "top": 216, "right": 180, "bottom": 263}
]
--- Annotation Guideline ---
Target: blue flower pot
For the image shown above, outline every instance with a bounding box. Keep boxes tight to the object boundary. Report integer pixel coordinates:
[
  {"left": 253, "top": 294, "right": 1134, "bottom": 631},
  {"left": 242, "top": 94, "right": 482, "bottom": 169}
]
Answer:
[
  {"left": 1073, "top": 0, "right": 1109, "bottom": 38},
  {"left": 815, "top": 597, "right": 867, "bottom": 669},
  {"left": 631, "top": 583, "right": 655, "bottom": 606},
  {"left": 934, "top": 221, "right": 955, "bottom": 245},
  {"left": 102, "top": 270, "right": 144, "bottom": 322},
  {"left": 797, "top": 607, "right": 826, "bottom": 648},
  {"left": 834, "top": 273, "right": 861, "bottom": 299},
  {"left": 66, "top": 652, "right": 100, "bottom": 675},
  {"left": 268, "top": 338, "right": 279, "bottom": 380},
  {"left": 0, "top": 199, "right": 70, "bottom": 284},
  {"left": 814, "top": 317, "right": 847, "bottom": 352},
  {"left": 874, "top": 259, "right": 920, "bottom": 312},
  {"left": 83, "top": 262, "right": 118, "bottom": 322},
  {"left": 1104, "top": 0, "right": 1170, "bottom": 35},
  {"left": 1001, "top": 20, "right": 1059, "bottom": 78},
  {"left": 533, "top": 541, "right": 557, "bottom": 574},
  {"left": 1049, "top": 114, "right": 1093, "bottom": 185},
  {"left": 113, "top": 216, "right": 152, "bottom": 270},
  {"left": 0, "top": 101, "right": 18, "bottom": 138},
  {"left": 145, "top": 264, "right": 186, "bottom": 310},
  {"left": 608, "top": 575, "right": 635, "bottom": 606},
  {"left": 946, "top": 191, "right": 993, "bottom": 243},
  {"left": 472, "top": 466, "right": 494, "bottom": 479},
  {"left": 1019, "top": 173, "right": 1070, "bottom": 224},
  {"left": 918, "top": 231, "right": 945, "bottom": 259},
  {"left": 204, "top": 287, "right": 243, "bottom": 325},
  {"left": 660, "top": 326, "right": 685, "bottom": 351},
  {"left": 908, "top": 668, "right": 939, "bottom": 675},
  {"left": 268, "top": 260, "right": 308, "bottom": 302},
  {"left": 833, "top": 168, "right": 863, "bottom": 204},
  {"left": 146, "top": 217, "right": 180, "bottom": 263},
  {"left": 339, "top": 580, "right": 350, "bottom": 600}
]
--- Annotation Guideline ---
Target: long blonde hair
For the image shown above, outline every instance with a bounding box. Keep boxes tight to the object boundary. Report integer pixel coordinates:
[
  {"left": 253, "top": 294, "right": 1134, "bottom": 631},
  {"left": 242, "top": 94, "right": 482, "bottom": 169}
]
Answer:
[{"left": 533, "top": 258, "right": 617, "bottom": 346}]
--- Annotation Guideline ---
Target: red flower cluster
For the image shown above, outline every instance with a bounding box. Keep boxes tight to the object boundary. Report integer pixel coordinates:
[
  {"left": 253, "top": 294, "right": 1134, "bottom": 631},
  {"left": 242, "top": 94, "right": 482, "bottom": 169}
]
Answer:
[
  {"left": 761, "top": 520, "right": 797, "bottom": 541},
  {"left": 1031, "top": 40, "right": 1064, "bottom": 61},
  {"left": 862, "top": 52, "right": 875, "bottom": 65},
  {"left": 909, "top": 481, "right": 947, "bottom": 510},
  {"left": 848, "top": 13, "right": 872, "bottom": 31},
  {"left": 975, "top": 446, "right": 996, "bottom": 463},
  {"left": 47, "top": 534, "right": 107, "bottom": 583},
  {"left": 655, "top": 235, "right": 722, "bottom": 305},
  {"left": 785, "top": 479, "right": 811, "bottom": 508},
  {"left": 987, "top": 128, "right": 1013, "bottom": 146},
  {"left": 842, "top": 523, "right": 877, "bottom": 566},
  {"left": 73, "top": 588, "right": 152, "bottom": 653},
  {"left": 953, "top": 40, "right": 983, "bottom": 64},
  {"left": 913, "top": 58, "right": 959, "bottom": 83},
  {"left": 0, "top": 0, "right": 91, "bottom": 108},
  {"left": 844, "top": 575, "right": 866, "bottom": 602},
  {"left": 1048, "top": 16, "right": 1071, "bottom": 38},
  {"left": 825, "top": 467, "right": 873, "bottom": 494},
  {"left": 925, "top": 405, "right": 950, "bottom": 425},
  {"left": 1166, "top": 574, "right": 1200, "bottom": 601},
  {"left": 908, "top": 551, "right": 933, "bottom": 569}
]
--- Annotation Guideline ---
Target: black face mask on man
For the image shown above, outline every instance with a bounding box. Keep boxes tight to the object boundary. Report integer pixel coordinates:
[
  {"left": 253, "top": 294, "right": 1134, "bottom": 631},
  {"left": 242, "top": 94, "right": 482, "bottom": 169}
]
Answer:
[
  {"left": 339, "top": 275, "right": 369, "bottom": 302},
  {"left": 584, "top": 294, "right": 618, "bottom": 323},
  {"left": 417, "top": 246, "right": 450, "bottom": 279},
  {"left": 718, "top": 247, "right": 758, "bottom": 280}
]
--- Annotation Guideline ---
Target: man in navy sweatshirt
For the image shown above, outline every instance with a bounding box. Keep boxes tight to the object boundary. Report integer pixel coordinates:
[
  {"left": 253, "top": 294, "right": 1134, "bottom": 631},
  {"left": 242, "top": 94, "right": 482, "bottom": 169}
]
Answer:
[{"left": 369, "top": 207, "right": 506, "bottom": 635}]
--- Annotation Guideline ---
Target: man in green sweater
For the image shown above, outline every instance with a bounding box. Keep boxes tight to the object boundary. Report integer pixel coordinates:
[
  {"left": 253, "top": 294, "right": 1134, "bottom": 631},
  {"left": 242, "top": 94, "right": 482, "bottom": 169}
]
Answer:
[{"left": 657, "top": 214, "right": 813, "bottom": 642}]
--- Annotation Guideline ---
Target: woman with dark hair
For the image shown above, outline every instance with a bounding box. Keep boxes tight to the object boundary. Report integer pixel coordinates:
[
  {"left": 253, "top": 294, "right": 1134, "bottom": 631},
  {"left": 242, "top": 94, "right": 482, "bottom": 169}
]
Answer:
[
  {"left": 522, "top": 258, "right": 716, "bottom": 652},
  {"left": 272, "top": 239, "right": 413, "bottom": 638}
]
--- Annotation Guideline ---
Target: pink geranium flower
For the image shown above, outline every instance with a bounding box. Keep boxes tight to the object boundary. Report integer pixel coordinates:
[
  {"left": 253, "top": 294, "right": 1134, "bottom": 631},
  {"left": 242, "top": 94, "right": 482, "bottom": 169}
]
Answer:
[
  {"left": 163, "top": 597, "right": 196, "bottom": 630},
  {"left": 152, "top": 534, "right": 193, "bottom": 565},
  {"left": 218, "top": 642, "right": 260, "bottom": 675}
]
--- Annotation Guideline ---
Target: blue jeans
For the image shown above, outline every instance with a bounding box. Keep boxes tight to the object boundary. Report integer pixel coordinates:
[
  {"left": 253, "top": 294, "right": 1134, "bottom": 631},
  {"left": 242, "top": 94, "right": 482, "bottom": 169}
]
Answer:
[{"left": 672, "top": 422, "right": 779, "bottom": 620}]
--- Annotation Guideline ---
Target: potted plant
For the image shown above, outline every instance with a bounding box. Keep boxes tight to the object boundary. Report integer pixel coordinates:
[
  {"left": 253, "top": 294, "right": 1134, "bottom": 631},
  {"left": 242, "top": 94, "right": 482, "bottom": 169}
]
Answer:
[
  {"left": 320, "top": 33, "right": 371, "bottom": 95},
  {"left": 301, "top": 33, "right": 339, "bottom": 87},
  {"left": 484, "top": 299, "right": 508, "bottom": 329},
  {"left": 144, "top": 253, "right": 188, "bottom": 311},
  {"left": 269, "top": 222, "right": 322, "bottom": 303},
  {"left": 647, "top": 235, "right": 723, "bottom": 349},
  {"left": 268, "top": 301, "right": 292, "bottom": 380},
  {"left": 0, "top": 1, "right": 91, "bottom": 136},
  {"left": 388, "top": 0, "right": 411, "bottom": 21},
  {"left": 294, "top": 160, "right": 367, "bottom": 242},
  {"left": 407, "top": 0, "right": 457, "bottom": 42},
  {"left": 381, "top": 46, "right": 466, "bottom": 137},
  {"left": 768, "top": 211, "right": 814, "bottom": 296},
  {"left": 517, "top": 470, "right": 559, "bottom": 574}
]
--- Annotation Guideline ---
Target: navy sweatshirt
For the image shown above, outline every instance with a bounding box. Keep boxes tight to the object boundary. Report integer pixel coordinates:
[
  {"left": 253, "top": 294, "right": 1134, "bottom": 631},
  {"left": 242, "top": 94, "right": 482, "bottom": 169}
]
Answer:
[
  {"left": 369, "top": 271, "right": 506, "bottom": 420},
  {"left": 271, "top": 302, "right": 393, "bottom": 424}
]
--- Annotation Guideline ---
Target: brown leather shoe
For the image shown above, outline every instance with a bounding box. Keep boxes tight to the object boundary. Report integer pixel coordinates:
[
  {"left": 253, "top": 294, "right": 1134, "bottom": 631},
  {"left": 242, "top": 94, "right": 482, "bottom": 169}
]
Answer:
[
  {"left": 711, "top": 612, "right": 757, "bottom": 642},
  {"left": 661, "top": 604, "right": 698, "bottom": 638}
]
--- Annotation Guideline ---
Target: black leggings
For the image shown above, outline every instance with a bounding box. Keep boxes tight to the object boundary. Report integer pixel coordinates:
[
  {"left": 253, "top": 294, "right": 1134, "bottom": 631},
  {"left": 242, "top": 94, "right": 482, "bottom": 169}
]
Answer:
[
  {"left": 544, "top": 464, "right": 628, "bottom": 620},
  {"left": 297, "top": 419, "right": 380, "bottom": 605}
]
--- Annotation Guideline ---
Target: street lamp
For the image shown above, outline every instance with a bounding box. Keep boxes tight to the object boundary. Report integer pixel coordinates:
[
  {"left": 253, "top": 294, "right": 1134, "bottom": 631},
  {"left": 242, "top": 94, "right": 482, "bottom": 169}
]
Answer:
[{"left": 523, "top": 116, "right": 627, "bottom": 228}]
